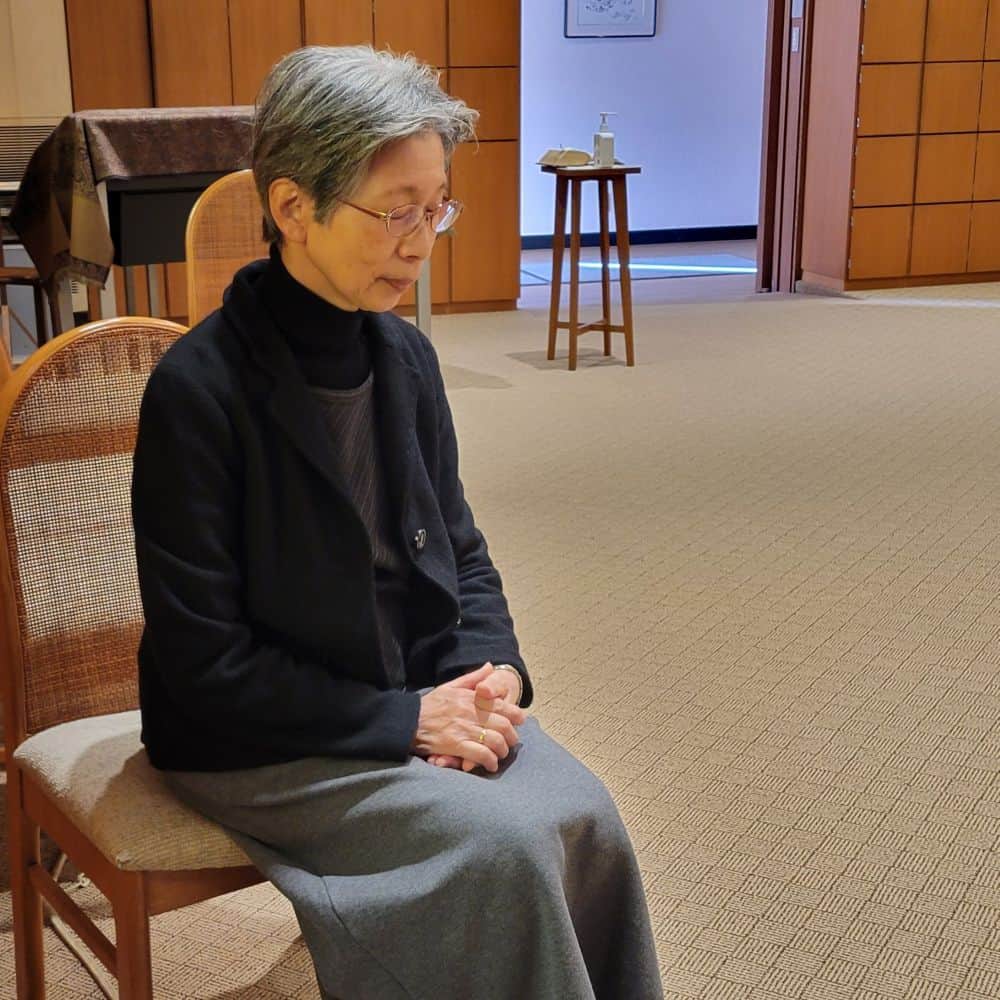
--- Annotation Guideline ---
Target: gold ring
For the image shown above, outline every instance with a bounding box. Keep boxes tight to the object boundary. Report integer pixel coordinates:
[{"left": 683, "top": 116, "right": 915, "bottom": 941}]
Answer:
[{"left": 478, "top": 728, "right": 487, "bottom": 743}]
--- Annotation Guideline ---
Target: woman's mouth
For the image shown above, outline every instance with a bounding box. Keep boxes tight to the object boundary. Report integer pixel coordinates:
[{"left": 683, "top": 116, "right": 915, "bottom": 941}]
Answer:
[{"left": 382, "top": 278, "right": 414, "bottom": 293}]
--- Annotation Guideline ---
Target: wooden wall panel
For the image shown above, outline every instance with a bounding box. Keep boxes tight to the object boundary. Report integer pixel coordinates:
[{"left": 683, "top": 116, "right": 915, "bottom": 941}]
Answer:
[
  {"left": 304, "top": 0, "right": 373, "bottom": 46},
  {"left": 861, "top": 0, "right": 927, "bottom": 63},
  {"left": 925, "top": 0, "right": 988, "bottom": 61},
  {"left": 853, "top": 136, "right": 917, "bottom": 206},
  {"left": 450, "top": 142, "right": 519, "bottom": 302},
  {"left": 969, "top": 202, "right": 1000, "bottom": 270},
  {"left": 64, "top": 0, "right": 152, "bottom": 109},
  {"left": 988, "top": 0, "right": 1000, "bottom": 58},
  {"left": 920, "top": 63, "right": 983, "bottom": 133},
  {"left": 150, "top": 0, "right": 233, "bottom": 106},
  {"left": 374, "top": 0, "right": 446, "bottom": 67},
  {"left": 448, "top": 69, "right": 519, "bottom": 141},
  {"left": 450, "top": 0, "right": 520, "bottom": 66},
  {"left": 848, "top": 207, "right": 912, "bottom": 279},
  {"left": 974, "top": 133, "right": 1000, "bottom": 200},
  {"left": 914, "top": 134, "right": 977, "bottom": 202},
  {"left": 229, "top": 0, "right": 303, "bottom": 104},
  {"left": 857, "top": 64, "right": 922, "bottom": 136},
  {"left": 980, "top": 62, "right": 1000, "bottom": 131},
  {"left": 910, "top": 203, "right": 971, "bottom": 274}
]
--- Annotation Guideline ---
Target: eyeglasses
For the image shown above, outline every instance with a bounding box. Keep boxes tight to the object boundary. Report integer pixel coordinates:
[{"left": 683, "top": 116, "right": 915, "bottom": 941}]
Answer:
[{"left": 339, "top": 197, "right": 464, "bottom": 238}]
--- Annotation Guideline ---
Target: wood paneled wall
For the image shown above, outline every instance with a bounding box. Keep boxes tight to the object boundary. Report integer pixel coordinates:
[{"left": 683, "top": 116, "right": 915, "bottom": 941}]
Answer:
[
  {"left": 801, "top": 0, "right": 1000, "bottom": 289},
  {"left": 63, "top": 0, "right": 521, "bottom": 318}
]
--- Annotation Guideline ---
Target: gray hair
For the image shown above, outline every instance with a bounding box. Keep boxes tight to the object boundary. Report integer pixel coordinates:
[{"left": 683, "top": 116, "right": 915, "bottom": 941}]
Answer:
[{"left": 252, "top": 46, "right": 478, "bottom": 244}]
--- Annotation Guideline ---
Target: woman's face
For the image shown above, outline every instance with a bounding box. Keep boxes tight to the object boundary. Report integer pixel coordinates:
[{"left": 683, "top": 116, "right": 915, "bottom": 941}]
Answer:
[{"left": 276, "top": 131, "right": 449, "bottom": 312}]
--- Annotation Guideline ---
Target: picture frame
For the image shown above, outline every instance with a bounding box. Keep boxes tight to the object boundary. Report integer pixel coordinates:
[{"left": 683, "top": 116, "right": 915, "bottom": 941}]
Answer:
[{"left": 564, "top": 0, "right": 657, "bottom": 39}]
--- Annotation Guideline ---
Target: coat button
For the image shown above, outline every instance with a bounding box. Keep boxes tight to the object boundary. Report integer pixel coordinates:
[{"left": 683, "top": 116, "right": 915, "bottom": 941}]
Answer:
[
  {"left": 413, "top": 528, "right": 427, "bottom": 551},
  {"left": 456, "top": 616, "right": 462, "bottom": 627}
]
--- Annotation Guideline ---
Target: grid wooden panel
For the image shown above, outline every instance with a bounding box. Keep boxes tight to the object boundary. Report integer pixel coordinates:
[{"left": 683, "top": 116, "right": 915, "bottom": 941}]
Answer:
[
  {"left": 914, "top": 133, "right": 978, "bottom": 202},
  {"left": 64, "top": 0, "right": 152, "bottom": 110},
  {"left": 861, "top": 0, "right": 928, "bottom": 62},
  {"left": 303, "top": 0, "right": 373, "bottom": 46},
  {"left": 448, "top": 68, "right": 519, "bottom": 141},
  {"left": 450, "top": 142, "right": 520, "bottom": 303},
  {"left": 449, "top": 0, "right": 520, "bottom": 66},
  {"left": 979, "top": 62, "right": 1000, "bottom": 130},
  {"left": 989, "top": 0, "right": 1000, "bottom": 56},
  {"left": 924, "top": 0, "right": 989, "bottom": 61},
  {"left": 968, "top": 201, "right": 1000, "bottom": 268},
  {"left": 149, "top": 0, "right": 233, "bottom": 106},
  {"left": 374, "top": 0, "right": 447, "bottom": 68},
  {"left": 853, "top": 137, "right": 918, "bottom": 206},
  {"left": 910, "top": 202, "right": 972, "bottom": 274},
  {"left": 857, "top": 64, "right": 922, "bottom": 136},
  {"left": 228, "top": 0, "right": 303, "bottom": 104},
  {"left": 920, "top": 62, "right": 984, "bottom": 133},
  {"left": 973, "top": 132, "right": 1000, "bottom": 199},
  {"left": 848, "top": 207, "right": 913, "bottom": 279}
]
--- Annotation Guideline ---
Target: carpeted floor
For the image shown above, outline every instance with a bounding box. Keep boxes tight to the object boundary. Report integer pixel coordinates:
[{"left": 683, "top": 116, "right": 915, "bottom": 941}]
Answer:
[{"left": 5, "top": 276, "right": 1000, "bottom": 997}]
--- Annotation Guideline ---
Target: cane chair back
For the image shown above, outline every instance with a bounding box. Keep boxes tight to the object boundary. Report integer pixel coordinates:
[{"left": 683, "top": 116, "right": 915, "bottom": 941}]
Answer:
[
  {"left": 0, "top": 318, "right": 262, "bottom": 999},
  {"left": 185, "top": 169, "right": 268, "bottom": 326}
]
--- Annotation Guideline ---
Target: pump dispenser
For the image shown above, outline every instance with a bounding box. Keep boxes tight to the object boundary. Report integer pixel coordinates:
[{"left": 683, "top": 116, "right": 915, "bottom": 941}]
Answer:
[{"left": 593, "top": 112, "right": 617, "bottom": 167}]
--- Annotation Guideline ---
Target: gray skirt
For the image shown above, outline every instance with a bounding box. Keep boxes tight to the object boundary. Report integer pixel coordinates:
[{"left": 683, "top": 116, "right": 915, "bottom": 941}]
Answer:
[{"left": 166, "top": 718, "right": 662, "bottom": 1000}]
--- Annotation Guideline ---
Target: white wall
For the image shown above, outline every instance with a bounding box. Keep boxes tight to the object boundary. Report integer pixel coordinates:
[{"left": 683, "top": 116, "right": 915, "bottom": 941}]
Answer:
[{"left": 521, "top": 0, "right": 770, "bottom": 237}]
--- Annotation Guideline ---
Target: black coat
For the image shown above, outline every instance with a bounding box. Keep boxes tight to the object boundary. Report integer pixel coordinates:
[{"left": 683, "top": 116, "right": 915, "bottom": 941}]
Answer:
[{"left": 132, "top": 261, "right": 530, "bottom": 771}]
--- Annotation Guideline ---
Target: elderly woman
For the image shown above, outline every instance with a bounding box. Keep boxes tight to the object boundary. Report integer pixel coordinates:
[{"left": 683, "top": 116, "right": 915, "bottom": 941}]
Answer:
[{"left": 132, "top": 46, "right": 661, "bottom": 1000}]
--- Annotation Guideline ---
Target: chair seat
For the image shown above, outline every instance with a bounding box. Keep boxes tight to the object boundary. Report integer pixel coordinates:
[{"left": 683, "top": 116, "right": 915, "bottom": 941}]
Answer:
[{"left": 13, "top": 710, "right": 251, "bottom": 872}]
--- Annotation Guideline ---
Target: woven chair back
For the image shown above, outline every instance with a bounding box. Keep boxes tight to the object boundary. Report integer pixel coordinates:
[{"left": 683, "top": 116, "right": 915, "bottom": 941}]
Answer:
[
  {"left": 0, "top": 318, "right": 185, "bottom": 745},
  {"left": 186, "top": 169, "right": 268, "bottom": 327}
]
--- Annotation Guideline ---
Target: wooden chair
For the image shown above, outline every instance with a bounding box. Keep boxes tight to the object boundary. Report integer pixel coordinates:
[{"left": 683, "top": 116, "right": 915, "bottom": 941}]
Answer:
[
  {"left": 0, "top": 236, "right": 61, "bottom": 348},
  {"left": 0, "top": 317, "right": 263, "bottom": 999},
  {"left": 185, "top": 169, "right": 268, "bottom": 327}
]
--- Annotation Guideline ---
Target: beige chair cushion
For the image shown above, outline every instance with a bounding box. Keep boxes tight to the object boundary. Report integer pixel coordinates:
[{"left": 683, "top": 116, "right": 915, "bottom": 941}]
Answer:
[{"left": 13, "top": 710, "right": 251, "bottom": 872}]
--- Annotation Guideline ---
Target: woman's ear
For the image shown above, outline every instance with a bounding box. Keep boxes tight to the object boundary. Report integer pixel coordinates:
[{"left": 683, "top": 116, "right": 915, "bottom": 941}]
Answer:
[{"left": 268, "top": 178, "right": 312, "bottom": 245}]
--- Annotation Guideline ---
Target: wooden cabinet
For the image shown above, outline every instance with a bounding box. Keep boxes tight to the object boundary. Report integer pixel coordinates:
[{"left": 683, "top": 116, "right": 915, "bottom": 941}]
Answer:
[
  {"left": 910, "top": 203, "right": 971, "bottom": 274},
  {"left": 304, "top": 0, "right": 373, "bottom": 46},
  {"left": 925, "top": 0, "right": 989, "bottom": 61},
  {"left": 849, "top": 207, "right": 912, "bottom": 279},
  {"left": 915, "top": 134, "right": 977, "bottom": 203},
  {"left": 150, "top": 0, "right": 232, "bottom": 106},
  {"left": 861, "top": 0, "right": 927, "bottom": 63},
  {"left": 448, "top": 69, "right": 519, "bottom": 141},
  {"left": 374, "top": 0, "right": 447, "bottom": 68},
  {"left": 449, "top": 0, "right": 520, "bottom": 66},
  {"left": 229, "top": 0, "right": 302, "bottom": 104},
  {"left": 920, "top": 63, "right": 983, "bottom": 133},
  {"left": 450, "top": 142, "right": 519, "bottom": 303},
  {"left": 65, "top": 0, "right": 152, "bottom": 109},
  {"left": 857, "top": 65, "right": 922, "bottom": 136},
  {"left": 853, "top": 137, "right": 917, "bottom": 206}
]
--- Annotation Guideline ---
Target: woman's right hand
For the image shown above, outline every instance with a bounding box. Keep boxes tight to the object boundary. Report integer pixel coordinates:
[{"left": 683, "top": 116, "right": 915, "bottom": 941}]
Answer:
[{"left": 412, "top": 664, "right": 525, "bottom": 772}]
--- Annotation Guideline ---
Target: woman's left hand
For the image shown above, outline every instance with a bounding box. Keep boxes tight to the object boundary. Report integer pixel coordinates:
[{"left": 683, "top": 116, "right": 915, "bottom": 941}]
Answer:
[{"left": 428, "top": 663, "right": 523, "bottom": 770}]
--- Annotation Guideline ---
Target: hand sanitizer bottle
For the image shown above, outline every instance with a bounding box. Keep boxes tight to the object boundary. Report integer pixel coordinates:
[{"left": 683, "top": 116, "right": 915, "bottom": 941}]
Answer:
[{"left": 593, "top": 112, "right": 617, "bottom": 167}]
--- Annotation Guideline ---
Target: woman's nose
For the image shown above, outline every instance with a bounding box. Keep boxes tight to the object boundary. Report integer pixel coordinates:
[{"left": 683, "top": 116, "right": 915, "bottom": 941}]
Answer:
[{"left": 399, "top": 216, "right": 437, "bottom": 260}]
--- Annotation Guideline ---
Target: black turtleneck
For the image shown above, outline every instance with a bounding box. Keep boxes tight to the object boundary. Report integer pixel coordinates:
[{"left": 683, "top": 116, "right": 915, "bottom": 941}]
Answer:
[{"left": 256, "top": 246, "right": 371, "bottom": 390}]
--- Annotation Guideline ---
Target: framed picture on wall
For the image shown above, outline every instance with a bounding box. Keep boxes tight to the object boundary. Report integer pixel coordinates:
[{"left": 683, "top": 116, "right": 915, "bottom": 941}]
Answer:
[{"left": 565, "top": 0, "right": 657, "bottom": 38}]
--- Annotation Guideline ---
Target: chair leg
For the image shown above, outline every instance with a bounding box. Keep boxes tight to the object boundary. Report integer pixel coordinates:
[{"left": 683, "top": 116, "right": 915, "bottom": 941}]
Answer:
[
  {"left": 114, "top": 872, "right": 153, "bottom": 999},
  {"left": 8, "top": 769, "right": 46, "bottom": 999},
  {"left": 44, "top": 280, "right": 62, "bottom": 339},
  {"left": 32, "top": 286, "right": 48, "bottom": 347}
]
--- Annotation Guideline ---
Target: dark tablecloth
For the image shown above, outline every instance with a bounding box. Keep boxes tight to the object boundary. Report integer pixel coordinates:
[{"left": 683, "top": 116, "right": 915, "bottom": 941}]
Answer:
[{"left": 9, "top": 107, "right": 254, "bottom": 287}]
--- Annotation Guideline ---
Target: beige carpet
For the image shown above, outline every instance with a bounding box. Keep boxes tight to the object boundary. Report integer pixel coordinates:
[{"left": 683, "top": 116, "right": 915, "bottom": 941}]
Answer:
[{"left": 5, "top": 275, "right": 1000, "bottom": 997}]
